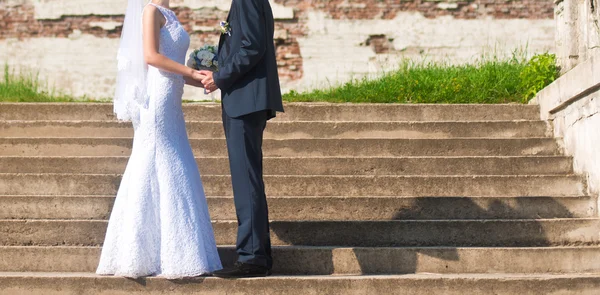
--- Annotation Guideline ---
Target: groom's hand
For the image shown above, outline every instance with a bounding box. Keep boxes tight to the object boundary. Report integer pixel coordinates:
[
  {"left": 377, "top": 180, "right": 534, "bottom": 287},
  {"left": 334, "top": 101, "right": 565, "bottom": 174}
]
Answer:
[{"left": 200, "top": 70, "right": 218, "bottom": 93}]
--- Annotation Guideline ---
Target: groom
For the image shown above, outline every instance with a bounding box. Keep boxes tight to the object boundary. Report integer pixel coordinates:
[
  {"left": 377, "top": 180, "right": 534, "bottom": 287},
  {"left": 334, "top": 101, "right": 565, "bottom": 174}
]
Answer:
[{"left": 200, "top": 0, "right": 284, "bottom": 278}]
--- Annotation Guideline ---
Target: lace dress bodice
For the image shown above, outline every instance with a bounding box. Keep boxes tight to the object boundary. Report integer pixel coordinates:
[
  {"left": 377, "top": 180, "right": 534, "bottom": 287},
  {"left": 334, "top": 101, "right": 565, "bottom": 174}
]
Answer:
[
  {"left": 147, "top": 3, "right": 190, "bottom": 80},
  {"left": 144, "top": 3, "right": 190, "bottom": 124}
]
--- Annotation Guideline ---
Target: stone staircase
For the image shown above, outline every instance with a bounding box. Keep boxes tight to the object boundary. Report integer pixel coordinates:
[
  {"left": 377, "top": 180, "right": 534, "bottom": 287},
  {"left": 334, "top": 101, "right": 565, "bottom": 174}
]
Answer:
[{"left": 0, "top": 103, "right": 599, "bottom": 294}]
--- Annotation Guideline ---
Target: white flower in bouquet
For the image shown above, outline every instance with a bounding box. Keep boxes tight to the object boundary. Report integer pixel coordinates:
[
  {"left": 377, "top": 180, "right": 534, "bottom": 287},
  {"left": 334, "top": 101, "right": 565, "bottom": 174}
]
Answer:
[
  {"left": 195, "top": 50, "right": 208, "bottom": 60},
  {"left": 201, "top": 59, "right": 213, "bottom": 68}
]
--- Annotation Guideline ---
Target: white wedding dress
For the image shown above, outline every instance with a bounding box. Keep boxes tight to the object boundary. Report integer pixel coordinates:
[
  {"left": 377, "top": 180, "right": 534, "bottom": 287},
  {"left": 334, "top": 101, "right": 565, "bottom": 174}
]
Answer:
[{"left": 97, "top": 3, "right": 222, "bottom": 278}]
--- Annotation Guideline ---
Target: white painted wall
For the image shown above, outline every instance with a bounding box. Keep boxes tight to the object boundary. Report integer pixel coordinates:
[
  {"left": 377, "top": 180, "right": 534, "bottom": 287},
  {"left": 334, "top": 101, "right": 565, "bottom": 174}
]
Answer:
[
  {"left": 0, "top": 33, "right": 220, "bottom": 100},
  {"left": 296, "top": 11, "right": 555, "bottom": 91}
]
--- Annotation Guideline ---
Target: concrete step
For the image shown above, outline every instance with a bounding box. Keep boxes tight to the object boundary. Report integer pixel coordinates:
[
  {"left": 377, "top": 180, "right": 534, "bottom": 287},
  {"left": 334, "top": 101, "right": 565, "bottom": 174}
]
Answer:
[
  {"left": 1, "top": 272, "right": 599, "bottom": 295},
  {"left": 0, "top": 195, "right": 594, "bottom": 220},
  {"left": 0, "top": 103, "right": 541, "bottom": 122},
  {"left": 0, "top": 138, "right": 562, "bottom": 157},
  {"left": 2, "top": 246, "right": 600, "bottom": 275},
  {"left": 0, "top": 120, "right": 551, "bottom": 139},
  {"left": 0, "top": 174, "right": 586, "bottom": 197},
  {"left": 1, "top": 219, "right": 598, "bottom": 247},
  {"left": 0, "top": 156, "right": 575, "bottom": 175}
]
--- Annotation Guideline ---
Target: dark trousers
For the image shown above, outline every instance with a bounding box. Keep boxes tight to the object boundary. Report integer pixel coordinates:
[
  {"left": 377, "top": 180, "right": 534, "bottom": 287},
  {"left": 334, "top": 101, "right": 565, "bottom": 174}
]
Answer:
[{"left": 222, "top": 108, "right": 273, "bottom": 269}]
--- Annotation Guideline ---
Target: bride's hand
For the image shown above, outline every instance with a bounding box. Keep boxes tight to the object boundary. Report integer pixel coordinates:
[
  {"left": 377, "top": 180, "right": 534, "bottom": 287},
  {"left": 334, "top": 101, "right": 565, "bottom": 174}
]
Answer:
[
  {"left": 191, "top": 70, "right": 206, "bottom": 82},
  {"left": 183, "top": 70, "right": 206, "bottom": 88}
]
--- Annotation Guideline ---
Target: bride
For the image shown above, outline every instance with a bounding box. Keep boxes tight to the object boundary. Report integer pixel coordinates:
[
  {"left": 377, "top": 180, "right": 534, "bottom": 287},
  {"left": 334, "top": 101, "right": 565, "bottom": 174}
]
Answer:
[{"left": 96, "top": 0, "right": 222, "bottom": 278}]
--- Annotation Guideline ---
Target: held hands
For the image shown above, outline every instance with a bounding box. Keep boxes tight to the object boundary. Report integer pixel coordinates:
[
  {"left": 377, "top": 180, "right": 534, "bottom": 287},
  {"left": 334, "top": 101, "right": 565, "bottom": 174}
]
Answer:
[
  {"left": 190, "top": 70, "right": 206, "bottom": 87},
  {"left": 200, "top": 70, "right": 218, "bottom": 94},
  {"left": 186, "top": 70, "right": 218, "bottom": 93}
]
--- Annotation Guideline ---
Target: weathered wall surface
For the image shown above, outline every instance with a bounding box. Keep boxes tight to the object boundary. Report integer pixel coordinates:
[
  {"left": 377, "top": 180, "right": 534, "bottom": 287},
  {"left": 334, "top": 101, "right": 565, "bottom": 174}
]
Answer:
[
  {"left": 555, "top": 0, "right": 600, "bottom": 72},
  {"left": 534, "top": 0, "right": 599, "bottom": 200},
  {"left": 533, "top": 52, "right": 600, "bottom": 199},
  {"left": 1, "top": 0, "right": 555, "bottom": 99}
]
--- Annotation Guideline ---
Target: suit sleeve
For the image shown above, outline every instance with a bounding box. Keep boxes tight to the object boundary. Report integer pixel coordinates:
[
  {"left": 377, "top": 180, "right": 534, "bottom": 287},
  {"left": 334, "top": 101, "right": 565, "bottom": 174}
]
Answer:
[{"left": 214, "top": 0, "right": 266, "bottom": 91}]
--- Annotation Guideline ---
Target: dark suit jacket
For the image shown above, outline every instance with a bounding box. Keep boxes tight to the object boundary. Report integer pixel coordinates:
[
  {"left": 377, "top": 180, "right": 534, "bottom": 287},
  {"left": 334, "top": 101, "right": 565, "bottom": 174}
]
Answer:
[{"left": 214, "top": 0, "right": 284, "bottom": 119}]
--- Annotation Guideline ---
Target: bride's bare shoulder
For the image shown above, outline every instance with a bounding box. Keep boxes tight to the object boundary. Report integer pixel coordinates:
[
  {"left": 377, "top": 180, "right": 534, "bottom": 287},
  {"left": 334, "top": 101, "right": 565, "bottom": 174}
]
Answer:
[{"left": 143, "top": 4, "right": 166, "bottom": 28}]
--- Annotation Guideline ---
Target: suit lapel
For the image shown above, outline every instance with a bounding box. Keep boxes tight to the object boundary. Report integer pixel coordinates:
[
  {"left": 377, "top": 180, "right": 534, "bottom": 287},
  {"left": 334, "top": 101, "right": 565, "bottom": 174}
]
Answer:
[
  {"left": 218, "top": 0, "right": 235, "bottom": 52},
  {"left": 218, "top": 33, "right": 225, "bottom": 51}
]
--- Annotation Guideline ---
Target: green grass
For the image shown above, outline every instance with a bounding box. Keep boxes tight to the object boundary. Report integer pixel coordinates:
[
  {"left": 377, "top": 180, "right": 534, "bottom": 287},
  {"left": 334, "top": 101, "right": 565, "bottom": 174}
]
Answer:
[
  {"left": 0, "top": 65, "right": 103, "bottom": 102},
  {"left": 1, "top": 66, "right": 73, "bottom": 102},
  {"left": 284, "top": 53, "right": 559, "bottom": 104},
  {"left": 1, "top": 53, "right": 559, "bottom": 104}
]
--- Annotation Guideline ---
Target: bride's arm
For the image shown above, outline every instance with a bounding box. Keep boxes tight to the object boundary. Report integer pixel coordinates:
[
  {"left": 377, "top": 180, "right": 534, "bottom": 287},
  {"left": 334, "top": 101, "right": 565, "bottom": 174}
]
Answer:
[
  {"left": 143, "top": 6, "right": 204, "bottom": 83},
  {"left": 183, "top": 76, "right": 204, "bottom": 87}
]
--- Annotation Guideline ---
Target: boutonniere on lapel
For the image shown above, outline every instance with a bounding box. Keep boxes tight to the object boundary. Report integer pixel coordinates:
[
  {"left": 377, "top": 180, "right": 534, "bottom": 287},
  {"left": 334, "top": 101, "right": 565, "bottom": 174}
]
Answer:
[{"left": 219, "top": 21, "right": 231, "bottom": 36}]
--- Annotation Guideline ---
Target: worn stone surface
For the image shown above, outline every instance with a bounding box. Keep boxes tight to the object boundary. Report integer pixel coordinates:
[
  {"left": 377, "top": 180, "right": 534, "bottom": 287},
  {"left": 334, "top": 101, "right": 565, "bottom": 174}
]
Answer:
[
  {"left": 0, "top": 195, "right": 595, "bottom": 220},
  {"left": 0, "top": 174, "right": 586, "bottom": 197},
  {"left": 2, "top": 273, "right": 600, "bottom": 295},
  {"left": 0, "top": 102, "right": 598, "bottom": 291},
  {"left": 0, "top": 137, "right": 563, "bottom": 157},
  {"left": 3, "top": 246, "right": 600, "bottom": 275},
  {"left": 0, "top": 120, "right": 552, "bottom": 139},
  {"left": 0, "top": 103, "right": 542, "bottom": 121},
  {"left": 0, "top": 156, "right": 575, "bottom": 175},
  {"left": 556, "top": 92, "right": 600, "bottom": 196},
  {"left": 1, "top": 219, "right": 600, "bottom": 247}
]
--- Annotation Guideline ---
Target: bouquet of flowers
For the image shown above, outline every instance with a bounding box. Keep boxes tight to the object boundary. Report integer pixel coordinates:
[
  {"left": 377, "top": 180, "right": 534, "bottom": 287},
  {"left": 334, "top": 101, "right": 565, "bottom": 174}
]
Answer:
[{"left": 186, "top": 45, "right": 218, "bottom": 72}]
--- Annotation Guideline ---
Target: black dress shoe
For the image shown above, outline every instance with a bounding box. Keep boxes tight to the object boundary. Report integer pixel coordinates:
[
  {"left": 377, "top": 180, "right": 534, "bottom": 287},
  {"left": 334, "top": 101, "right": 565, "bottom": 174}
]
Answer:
[{"left": 212, "top": 262, "right": 272, "bottom": 278}]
